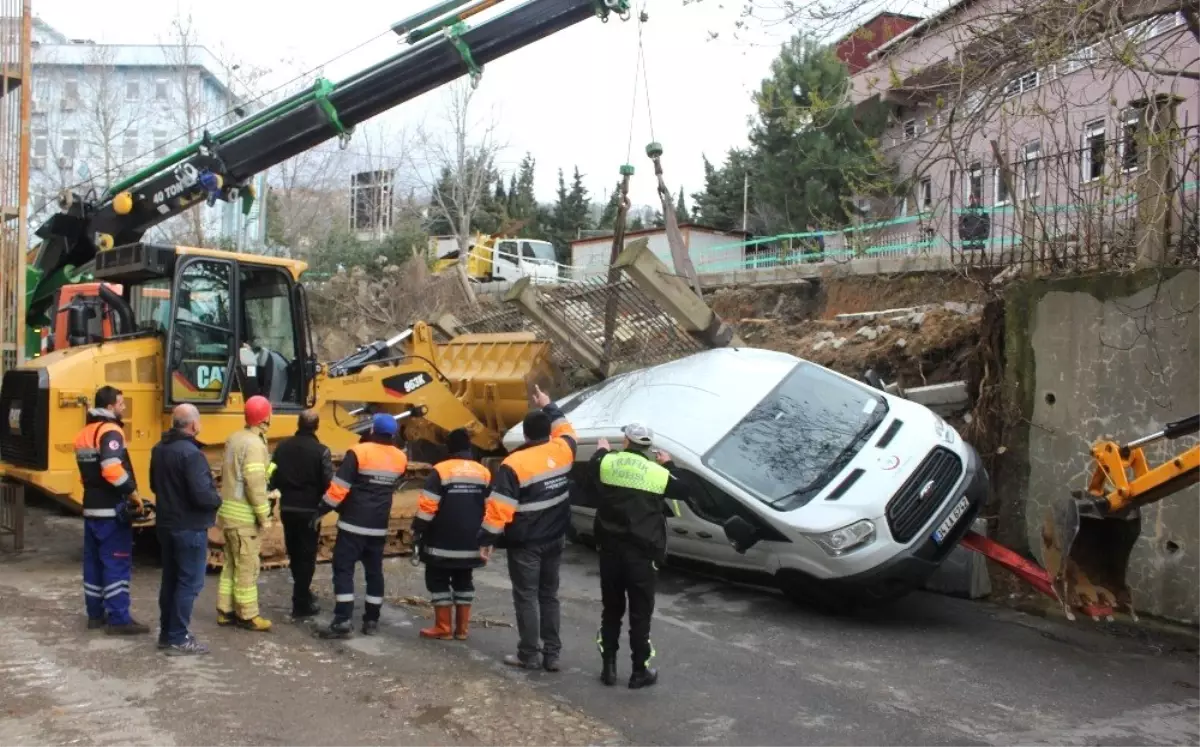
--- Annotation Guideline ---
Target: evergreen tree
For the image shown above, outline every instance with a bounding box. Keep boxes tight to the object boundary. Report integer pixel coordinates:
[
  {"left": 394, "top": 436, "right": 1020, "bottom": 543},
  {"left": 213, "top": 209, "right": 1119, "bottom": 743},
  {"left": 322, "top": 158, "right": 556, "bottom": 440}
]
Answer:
[
  {"left": 747, "top": 33, "right": 892, "bottom": 232},
  {"left": 691, "top": 149, "right": 752, "bottom": 231},
  {"left": 598, "top": 184, "right": 623, "bottom": 232},
  {"left": 674, "top": 186, "right": 690, "bottom": 223}
]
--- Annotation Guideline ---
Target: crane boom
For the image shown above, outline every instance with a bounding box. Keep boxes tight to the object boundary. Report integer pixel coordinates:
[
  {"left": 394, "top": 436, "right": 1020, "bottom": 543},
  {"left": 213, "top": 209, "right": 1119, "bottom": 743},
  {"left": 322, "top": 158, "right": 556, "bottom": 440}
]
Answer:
[{"left": 30, "top": 0, "right": 629, "bottom": 311}]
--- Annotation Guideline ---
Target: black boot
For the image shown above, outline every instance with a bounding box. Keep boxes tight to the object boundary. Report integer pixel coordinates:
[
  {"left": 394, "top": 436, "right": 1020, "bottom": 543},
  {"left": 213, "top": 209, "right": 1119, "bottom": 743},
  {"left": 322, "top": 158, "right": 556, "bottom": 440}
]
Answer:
[
  {"left": 628, "top": 667, "right": 658, "bottom": 690},
  {"left": 292, "top": 600, "right": 321, "bottom": 619},
  {"left": 318, "top": 619, "right": 354, "bottom": 639},
  {"left": 600, "top": 655, "right": 618, "bottom": 686},
  {"left": 362, "top": 619, "right": 380, "bottom": 636}
]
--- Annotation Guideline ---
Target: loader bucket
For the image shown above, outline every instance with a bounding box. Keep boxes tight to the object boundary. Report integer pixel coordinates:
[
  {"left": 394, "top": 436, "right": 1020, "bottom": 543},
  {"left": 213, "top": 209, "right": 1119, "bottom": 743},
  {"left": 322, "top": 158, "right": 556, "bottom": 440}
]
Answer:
[{"left": 1040, "top": 497, "right": 1141, "bottom": 620}]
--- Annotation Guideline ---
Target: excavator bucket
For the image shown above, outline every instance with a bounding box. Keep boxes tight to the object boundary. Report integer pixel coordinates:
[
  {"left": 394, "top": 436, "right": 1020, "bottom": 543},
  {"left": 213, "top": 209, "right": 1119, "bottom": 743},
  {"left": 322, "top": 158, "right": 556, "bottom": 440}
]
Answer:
[{"left": 1040, "top": 497, "right": 1140, "bottom": 621}]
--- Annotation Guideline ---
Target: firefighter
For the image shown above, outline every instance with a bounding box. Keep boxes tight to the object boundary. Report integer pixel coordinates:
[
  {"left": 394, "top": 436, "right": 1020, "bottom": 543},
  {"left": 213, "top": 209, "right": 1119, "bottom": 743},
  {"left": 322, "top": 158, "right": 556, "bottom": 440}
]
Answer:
[
  {"left": 315, "top": 413, "right": 408, "bottom": 639},
  {"left": 216, "top": 394, "right": 278, "bottom": 631},
  {"left": 479, "top": 385, "right": 576, "bottom": 672},
  {"left": 74, "top": 385, "right": 150, "bottom": 635},
  {"left": 590, "top": 422, "right": 690, "bottom": 689},
  {"left": 411, "top": 428, "right": 490, "bottom": 641}
]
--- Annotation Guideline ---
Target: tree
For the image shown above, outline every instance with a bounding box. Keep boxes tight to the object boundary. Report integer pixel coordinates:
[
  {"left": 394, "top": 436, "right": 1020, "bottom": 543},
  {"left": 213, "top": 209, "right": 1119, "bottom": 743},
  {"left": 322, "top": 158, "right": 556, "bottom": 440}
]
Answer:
[
  {"left": 674, "top": 186, "right": 691, "bottom": 223},
  {"left": 691, "top": 150, "right": 755, "bottom": 231},
  {"left": 414, "top": 80, "right": 503, "bottom": 305},
  {"left": 747, "top": 34, "right": 892, "bottom": 233},
  {"left": 598, "top": 185, "right": 625, "bottom": 231},
  {"left": 548, "top": 166, "right": 593, "bottom": 262}
]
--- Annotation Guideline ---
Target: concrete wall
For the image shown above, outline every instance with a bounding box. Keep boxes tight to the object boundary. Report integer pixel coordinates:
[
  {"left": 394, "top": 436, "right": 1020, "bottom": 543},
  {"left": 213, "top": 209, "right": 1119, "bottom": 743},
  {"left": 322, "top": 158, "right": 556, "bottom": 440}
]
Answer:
[{"left": 1005, "top": 268, "right": 1199, "bottom": 622}]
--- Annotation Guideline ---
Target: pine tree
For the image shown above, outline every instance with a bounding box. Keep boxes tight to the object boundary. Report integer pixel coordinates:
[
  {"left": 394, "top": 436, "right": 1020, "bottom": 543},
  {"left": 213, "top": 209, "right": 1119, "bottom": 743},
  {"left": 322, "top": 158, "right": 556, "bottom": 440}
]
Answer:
[
  {"left": 674, "top": 186, "right": 690, "bottom": 223},
  {"left": 598, "top": 184, "right": 623, "bottom": 231}
]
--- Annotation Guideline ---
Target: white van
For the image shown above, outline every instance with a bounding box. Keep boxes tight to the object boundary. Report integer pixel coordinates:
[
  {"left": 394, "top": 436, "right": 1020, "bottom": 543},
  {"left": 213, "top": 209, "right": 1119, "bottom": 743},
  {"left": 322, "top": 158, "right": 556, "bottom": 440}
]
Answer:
[{"left": 502, "top": 347, "right": 989, "bottom": 607}]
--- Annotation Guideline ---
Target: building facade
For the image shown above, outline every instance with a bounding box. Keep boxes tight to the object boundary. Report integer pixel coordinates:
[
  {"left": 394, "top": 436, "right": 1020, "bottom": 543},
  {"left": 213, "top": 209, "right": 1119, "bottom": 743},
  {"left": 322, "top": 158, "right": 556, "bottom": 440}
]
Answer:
[
  {"left": 846, "top": 0, "right": 1198, "bottom": 256},
  {"left": 26, "top": 19, "right": 266, "bottom": 251},
  {"left": 834, "top": 12, "right": 922, "bottom": 75}
]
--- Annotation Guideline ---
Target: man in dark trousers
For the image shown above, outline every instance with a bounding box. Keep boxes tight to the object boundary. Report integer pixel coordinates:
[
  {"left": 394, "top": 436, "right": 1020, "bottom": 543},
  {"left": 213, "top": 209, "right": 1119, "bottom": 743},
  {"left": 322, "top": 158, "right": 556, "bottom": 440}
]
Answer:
[
  {"left": 270, "top": 409, "right": 334, "bottom": 619},
  {"left": 73, "top": 385, "right": 150, "bottom": 635},
  {"left": 149, "top": 404, "right": 221, "bottom": 655},
  {"left": 590, "top": 422, "right": 690, "bottom": 689},
  {"left": 411, "top": 428, "right": 490, "bottom": 641},
  {"left": 479, "top": 385, "right": 576, "bottom": 672},
  {"left": 315, "top": 413, "right": 408, "bottom": 639}
]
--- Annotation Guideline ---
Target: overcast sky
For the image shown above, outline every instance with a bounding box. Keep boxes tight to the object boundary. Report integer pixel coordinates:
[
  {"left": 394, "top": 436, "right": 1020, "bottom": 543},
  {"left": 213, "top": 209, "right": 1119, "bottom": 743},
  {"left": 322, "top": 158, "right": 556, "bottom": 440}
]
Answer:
[{"left": 40, "top": 0, "right": 800, "bottom": 210}]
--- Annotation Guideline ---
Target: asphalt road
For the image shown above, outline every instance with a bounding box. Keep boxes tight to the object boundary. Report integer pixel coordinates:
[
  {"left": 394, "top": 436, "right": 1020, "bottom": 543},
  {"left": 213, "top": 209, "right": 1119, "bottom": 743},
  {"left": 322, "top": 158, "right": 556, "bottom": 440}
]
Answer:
[
  {"left": 2, "top": 503, "right": 1197, "bottom": 746},
  {"left": 382, "top": 541, "right": 1200, "bottom": 746}
]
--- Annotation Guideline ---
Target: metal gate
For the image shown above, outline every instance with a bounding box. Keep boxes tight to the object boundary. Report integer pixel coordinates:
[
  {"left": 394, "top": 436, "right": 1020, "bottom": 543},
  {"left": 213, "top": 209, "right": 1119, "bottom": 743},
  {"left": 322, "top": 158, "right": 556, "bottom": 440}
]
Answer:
[{"left": 0, "top": 479, "right": 25, "bottom": 551}]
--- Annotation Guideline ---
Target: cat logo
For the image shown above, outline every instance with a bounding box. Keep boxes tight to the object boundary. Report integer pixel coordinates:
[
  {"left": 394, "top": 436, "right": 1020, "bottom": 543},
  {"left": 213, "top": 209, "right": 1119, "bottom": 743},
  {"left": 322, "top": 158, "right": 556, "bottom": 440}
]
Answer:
[{"left": 196, "top": 365, "right": 225, "bottom": 390}]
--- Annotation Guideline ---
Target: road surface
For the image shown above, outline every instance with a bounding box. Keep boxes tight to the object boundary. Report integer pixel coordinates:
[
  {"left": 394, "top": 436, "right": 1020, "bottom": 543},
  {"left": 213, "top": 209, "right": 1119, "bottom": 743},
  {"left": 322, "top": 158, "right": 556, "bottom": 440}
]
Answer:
[{"left": 1, "top": 505, "right": 1196, "bottom": 746}]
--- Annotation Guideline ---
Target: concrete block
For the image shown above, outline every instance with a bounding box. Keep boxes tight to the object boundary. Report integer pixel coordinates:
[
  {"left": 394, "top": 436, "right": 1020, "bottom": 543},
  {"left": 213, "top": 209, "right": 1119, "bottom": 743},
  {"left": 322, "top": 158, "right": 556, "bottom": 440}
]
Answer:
[
  {"left": 924, "top": 518, "right": 992, "bottom": 599},
  {"left": 904, "top": 381, "right": 970, "bottom": 415}
]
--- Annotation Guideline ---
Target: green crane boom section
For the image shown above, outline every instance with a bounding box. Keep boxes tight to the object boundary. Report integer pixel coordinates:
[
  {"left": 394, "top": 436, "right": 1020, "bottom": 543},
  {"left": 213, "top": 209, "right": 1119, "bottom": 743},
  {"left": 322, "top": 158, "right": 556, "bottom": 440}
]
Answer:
[{"left": 26, "top": 0, "right": 630, "bottom": 329}]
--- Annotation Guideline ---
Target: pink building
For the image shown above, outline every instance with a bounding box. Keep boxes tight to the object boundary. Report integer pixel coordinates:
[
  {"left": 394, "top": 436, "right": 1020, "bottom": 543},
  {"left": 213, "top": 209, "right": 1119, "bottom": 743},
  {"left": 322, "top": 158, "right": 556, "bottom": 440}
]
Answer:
[{"left": 846, "top": 0, "right": 1198, "bottom": 258}]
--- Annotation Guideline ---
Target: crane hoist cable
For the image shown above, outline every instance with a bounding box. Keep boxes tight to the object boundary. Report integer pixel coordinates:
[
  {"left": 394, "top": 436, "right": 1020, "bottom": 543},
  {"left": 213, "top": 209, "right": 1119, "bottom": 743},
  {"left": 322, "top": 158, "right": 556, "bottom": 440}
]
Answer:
[{"left": 623, "top": 2, "right": 654, "bottom": 164}]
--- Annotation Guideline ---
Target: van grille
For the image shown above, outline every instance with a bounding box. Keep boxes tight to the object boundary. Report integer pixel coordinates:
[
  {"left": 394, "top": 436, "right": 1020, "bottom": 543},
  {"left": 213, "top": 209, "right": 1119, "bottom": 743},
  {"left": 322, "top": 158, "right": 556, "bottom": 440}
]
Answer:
[
  {"left": 0, "top": 370, "right": 51, "bottom": 471},
  {"left": 885, "top": 447, "right": 963, "bottom": 544}
]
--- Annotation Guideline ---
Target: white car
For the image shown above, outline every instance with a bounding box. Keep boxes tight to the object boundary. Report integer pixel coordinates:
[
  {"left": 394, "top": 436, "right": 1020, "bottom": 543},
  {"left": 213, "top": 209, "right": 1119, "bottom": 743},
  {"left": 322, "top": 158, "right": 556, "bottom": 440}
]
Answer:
[{"left": 502, "top": 347, "right": 989, "bottom": 608}]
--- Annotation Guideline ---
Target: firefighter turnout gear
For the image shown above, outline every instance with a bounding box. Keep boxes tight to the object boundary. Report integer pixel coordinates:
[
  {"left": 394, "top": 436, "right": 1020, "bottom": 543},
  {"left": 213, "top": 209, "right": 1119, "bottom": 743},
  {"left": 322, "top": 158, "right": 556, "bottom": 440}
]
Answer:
[
  {"left": 74, "top": 407, "right": 146, "bottom": 632},
  {"left": 317, "top": 417, "right": 408, "bottom": 635},
  {"left": 482, "top": 402, "right": 577, "bottom": 667},
  {"left": 412, "top": 435, "right": 491, "bottom": 640},
  {"left": 591, "top": 444, "right": 690, "bottom": 687},
  {"left": 217, "top": 422, "right": 275, "bottom": 629}
]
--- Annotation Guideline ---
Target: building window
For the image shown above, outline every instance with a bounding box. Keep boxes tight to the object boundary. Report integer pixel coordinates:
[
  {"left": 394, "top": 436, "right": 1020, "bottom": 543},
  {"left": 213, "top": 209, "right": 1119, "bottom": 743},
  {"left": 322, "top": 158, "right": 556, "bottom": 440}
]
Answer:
[
  {"left": 155, "top": 78, "right": 169, "bottom": 101},
  {"left": 919, "top": 176, "right": 933, "bottom": 211},
  {"left": 1021, "top": 140, "right": 1042, "bottom": 198},
  {"left": 350, "top": 169, "right": 395, "bottom": 235},
  {"left": 60, "top": 129, "right": 78, "bottom": 160},
  {"left": 123, "top": 129, "right": 139, "bottom": 160},
  {"left": 1081, "top": 120, "right": 1106, "bottom": 182},
  {"left": 32, "top": 129, "right": 47, "bottom": 170},
  {"left": 1004, "top": 70, "right": 1040, "bottom": 98},
  {"left": 62, "top": 78, "right": 79, "bottom": 110},
  {"left": 902, "top": 119, "right": 917, "bottom": 140},
  {"left": 153, "top": 130, "right": 170, "bottom": 157},
  {"left": 994, "top": 162, "right": 1011, "bottom": 206},
  {"left": 126, "top": 80, "right": 139, "bottom": 102},
  {"left": 1120, "top": 108, "right": 1141, "bottom": 172},
  {"left": 966, "top": 162, "right": 983, "bottom": 204}
]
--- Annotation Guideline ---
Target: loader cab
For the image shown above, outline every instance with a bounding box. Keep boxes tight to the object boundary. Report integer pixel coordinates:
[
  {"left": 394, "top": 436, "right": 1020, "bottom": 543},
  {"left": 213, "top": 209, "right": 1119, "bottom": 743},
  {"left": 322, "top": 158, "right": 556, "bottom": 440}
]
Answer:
[{"left": 93, "top": 242, "right": 317, "bottom": 413}]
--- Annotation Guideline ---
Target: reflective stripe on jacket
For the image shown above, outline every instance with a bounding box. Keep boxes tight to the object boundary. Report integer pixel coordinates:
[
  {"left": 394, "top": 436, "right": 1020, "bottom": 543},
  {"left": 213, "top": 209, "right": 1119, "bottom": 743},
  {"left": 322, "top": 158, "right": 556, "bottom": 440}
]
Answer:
[
  {"left": 411, "top": 453, "right": 491, "bottom": 568},
  {"left": 480, "top": 403, "right": 577, "bottom": 549},
  {"left": 219, "top": 425, "right": 273, "bottom": 528},
  {"left": 74, "top": 409, "right": 136, "bottom": 517},
  {"left": 321, "top": 439, "right": 408, "bottom": 536},
  {"left": 590, "top": 447, "right": 689, "bottom": 561}
]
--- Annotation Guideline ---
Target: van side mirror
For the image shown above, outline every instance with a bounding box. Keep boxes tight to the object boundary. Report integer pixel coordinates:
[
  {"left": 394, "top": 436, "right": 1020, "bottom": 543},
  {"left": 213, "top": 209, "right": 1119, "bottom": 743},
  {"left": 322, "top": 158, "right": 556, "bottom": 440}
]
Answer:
[{"left": 723, "top": 515, "right": 759, "bottom": 554}]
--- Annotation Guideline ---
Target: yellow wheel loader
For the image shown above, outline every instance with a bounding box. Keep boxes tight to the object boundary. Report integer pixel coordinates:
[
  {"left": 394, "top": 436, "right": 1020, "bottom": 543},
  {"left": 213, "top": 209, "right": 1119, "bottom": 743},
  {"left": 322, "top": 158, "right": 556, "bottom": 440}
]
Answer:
[{"left": 0, "top": 243, "right": 561, "bottom": 568}]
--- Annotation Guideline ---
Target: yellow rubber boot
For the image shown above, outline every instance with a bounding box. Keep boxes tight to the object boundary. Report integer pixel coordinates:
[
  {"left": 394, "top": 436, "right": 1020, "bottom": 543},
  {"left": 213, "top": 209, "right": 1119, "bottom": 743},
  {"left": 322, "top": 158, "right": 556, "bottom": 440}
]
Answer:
[{"left": 239, "top": 615, "right": 273, "bottom": 632}]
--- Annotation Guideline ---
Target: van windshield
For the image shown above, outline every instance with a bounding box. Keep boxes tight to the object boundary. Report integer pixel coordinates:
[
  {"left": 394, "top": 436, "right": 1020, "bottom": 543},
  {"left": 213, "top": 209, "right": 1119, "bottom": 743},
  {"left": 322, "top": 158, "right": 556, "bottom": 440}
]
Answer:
[{"left": 702, "top": 363, "right": 888, "bottom": 511}]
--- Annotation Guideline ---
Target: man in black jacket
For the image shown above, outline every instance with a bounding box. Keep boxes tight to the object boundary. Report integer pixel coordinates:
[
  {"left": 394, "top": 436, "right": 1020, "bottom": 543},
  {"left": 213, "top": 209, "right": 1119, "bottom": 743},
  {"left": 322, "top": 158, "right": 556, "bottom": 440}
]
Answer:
[
  {"left": 589, "top": 422, "right": 690, "bottom": 689},
  {"left": 149, "top": 404, "right": 222, "bottom": 656},
  {"left": 270, "top": 409, "right": 333, "bottom": 619}
]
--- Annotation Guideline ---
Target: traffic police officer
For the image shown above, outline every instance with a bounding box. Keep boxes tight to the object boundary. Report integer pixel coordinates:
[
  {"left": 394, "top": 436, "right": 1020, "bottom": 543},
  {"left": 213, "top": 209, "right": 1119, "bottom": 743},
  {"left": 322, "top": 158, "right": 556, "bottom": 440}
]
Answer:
[
  {"left": 590, "top": 422, "right": 690, "bottom": 689},
  {"left": 411, "top": 427, "right": 491, "bottom": 641},
  {"left": 315, "top": 413, "right": 408, "bottom": 638},
  {"left": 74, "top": 385, "right": 150, "bottom": 634}
]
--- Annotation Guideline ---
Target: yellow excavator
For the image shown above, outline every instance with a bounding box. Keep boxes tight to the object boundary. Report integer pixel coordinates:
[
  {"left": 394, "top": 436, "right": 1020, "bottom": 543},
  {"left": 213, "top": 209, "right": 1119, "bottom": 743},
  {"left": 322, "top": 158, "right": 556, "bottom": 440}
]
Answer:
[
  {"left": 1, "top": 0, "right": 633, "bottom": 566},
  {"left": 0, "top": 242, "right": 561, "bottom": 567}
]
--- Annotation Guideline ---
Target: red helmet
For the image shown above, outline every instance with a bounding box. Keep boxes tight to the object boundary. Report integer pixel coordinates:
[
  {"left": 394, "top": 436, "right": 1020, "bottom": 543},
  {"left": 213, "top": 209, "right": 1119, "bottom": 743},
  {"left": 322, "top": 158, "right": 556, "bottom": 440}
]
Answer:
[{"left": 245, "top": 395, "right": 273, "bottom": 427}]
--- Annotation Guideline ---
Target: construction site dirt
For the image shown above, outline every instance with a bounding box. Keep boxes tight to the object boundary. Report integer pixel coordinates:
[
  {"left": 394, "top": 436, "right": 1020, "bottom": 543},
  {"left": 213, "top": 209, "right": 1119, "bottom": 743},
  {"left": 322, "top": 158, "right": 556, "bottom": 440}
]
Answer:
[{"left": 3, "top": 497, "right": 1197, "bottom": 747}]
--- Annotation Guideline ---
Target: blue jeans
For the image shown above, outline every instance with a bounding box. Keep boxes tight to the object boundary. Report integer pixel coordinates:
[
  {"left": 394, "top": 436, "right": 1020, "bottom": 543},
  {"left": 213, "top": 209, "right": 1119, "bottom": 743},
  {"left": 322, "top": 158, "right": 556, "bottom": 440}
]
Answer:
[{"left": 158, "top": 528, "right": 208, "bottom": 645}]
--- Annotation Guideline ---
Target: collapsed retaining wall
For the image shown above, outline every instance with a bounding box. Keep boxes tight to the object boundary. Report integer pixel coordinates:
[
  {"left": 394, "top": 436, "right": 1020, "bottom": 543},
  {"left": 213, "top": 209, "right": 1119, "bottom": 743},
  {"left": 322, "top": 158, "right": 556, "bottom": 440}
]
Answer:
[{"left": 1003, "top": 268, "right": 1200, "bottom": 623}]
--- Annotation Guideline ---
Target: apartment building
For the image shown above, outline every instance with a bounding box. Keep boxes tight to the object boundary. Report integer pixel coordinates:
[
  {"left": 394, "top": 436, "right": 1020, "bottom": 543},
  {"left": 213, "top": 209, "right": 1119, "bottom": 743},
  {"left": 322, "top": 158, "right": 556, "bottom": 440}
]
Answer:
[
  {"left": 25, "top": 19, "right": 266, "bottom": 250},
  {"left": 846, "top": 0, "right": 1198, "bottom": 252},
  {"left": 834, "top": 12, "right": 921, "bottom": 74}
]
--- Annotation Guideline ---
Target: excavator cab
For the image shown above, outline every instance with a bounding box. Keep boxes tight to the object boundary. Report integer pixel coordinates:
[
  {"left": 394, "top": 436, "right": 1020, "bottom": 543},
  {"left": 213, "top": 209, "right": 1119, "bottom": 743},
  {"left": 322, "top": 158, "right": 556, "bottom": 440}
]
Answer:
[{"left": 93, "top": 242, "right": 318, "bottom": 414}]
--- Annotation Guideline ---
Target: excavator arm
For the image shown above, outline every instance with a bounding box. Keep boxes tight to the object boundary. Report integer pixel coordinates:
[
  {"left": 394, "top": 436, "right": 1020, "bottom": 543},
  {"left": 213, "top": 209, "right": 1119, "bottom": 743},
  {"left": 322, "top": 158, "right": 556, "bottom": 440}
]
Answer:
[
  {"left": 318, "top": 322, "right": 561, "bottom": 454},
  {"left": 29, "top": 0, "right": 631, "bottom": 321}
]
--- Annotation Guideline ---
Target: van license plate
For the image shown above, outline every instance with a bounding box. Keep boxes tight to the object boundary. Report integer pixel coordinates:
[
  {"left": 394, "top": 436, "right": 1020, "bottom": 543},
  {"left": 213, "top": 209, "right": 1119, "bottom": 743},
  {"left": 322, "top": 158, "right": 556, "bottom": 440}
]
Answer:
[{"left": 933, "top": 495, "right": 970, "bottom": 544}]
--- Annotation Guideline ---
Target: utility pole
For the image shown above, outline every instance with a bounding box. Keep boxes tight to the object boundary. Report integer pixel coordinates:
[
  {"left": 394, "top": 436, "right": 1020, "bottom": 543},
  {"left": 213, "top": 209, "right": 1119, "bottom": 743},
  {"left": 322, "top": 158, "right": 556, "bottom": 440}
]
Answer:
[{"left": 741, "top": 170, "right": 749, "bottom": 234}]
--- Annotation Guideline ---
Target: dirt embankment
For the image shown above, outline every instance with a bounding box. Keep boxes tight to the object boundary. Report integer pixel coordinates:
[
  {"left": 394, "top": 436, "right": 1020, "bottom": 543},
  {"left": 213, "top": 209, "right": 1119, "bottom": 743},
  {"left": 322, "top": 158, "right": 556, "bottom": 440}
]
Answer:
[{"left": 707, "top": 273, "right": 988, "bottom": 389}]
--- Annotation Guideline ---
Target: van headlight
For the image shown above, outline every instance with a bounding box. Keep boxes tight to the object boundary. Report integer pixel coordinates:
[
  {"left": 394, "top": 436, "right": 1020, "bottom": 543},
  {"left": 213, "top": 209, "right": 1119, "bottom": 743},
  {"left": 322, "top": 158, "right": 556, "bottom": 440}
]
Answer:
[{"left": 810, "top": 520, "right": 876, "bottom": 556}]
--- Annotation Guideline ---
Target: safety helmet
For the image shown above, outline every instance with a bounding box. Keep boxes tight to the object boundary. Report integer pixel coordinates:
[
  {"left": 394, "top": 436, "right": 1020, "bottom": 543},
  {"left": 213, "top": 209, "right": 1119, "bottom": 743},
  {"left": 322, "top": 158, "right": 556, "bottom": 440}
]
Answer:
[{"left": 245, "top": 395, "right": 273, "bottom": 427}]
